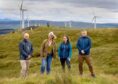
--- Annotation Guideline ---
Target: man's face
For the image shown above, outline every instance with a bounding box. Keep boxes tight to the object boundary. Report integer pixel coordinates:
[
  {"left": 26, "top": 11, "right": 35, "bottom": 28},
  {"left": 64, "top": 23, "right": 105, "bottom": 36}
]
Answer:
[
  {"left": 81, "top": 31, "right": 87, "bottom": 37},
  {"left": 24, "top": 33, "right": 29, "bottom": 40}
]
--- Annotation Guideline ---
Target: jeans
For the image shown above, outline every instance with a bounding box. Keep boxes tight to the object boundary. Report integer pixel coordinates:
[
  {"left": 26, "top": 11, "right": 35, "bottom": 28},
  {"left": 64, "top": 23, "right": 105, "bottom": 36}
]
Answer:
[
  {"left": 40, "top": 55, "right": 52, "bottom": 74},
  {"left": 60, "top": 58, "right": 71, "bottom": 72}
]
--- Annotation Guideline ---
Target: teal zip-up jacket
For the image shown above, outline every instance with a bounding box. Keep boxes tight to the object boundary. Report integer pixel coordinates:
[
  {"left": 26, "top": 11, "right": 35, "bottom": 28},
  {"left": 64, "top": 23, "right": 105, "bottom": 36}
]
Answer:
[{"left": 58, "top": 42, "right": 72, "bottom": 59}]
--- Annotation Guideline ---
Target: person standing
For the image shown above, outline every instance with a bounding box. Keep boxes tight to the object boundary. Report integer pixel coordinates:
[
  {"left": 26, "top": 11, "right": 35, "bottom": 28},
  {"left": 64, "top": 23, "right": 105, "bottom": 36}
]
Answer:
[
  {"left": 19, "top": 33, "right": 33, "bottom": 78},
  {"left": 76, "top": 30, "right": 95, "bottom": 77},
  {"left": 58, "top": 35, "right": 72, "bottom": 72},
  {"left": 40, "top": 32, "right": 57, "bottom": 74}
]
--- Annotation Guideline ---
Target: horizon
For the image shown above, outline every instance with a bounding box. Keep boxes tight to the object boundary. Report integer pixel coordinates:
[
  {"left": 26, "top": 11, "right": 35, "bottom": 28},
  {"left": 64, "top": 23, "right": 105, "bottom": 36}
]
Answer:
[{"left": 0, "top": 18, "right": 118, "bottom": 24}]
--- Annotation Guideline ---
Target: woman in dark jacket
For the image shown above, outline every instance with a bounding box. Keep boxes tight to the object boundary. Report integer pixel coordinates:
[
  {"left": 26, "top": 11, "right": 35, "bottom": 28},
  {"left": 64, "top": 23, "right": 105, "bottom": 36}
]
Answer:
[{"left": 58, "top": 35, "right": 72, "bottom": 72}]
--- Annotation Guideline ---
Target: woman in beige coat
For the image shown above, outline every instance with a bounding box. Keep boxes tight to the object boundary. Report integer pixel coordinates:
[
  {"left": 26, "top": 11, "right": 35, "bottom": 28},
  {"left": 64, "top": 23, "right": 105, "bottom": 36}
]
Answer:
[{"left": 40, "top": 32, "right": 56, "bottom": 74}]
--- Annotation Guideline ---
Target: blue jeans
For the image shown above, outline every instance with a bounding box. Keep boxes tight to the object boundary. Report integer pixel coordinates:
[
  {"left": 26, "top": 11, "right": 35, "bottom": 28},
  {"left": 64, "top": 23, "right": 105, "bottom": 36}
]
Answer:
[{"left": 40, "top": 55, "right": 52, "bottom": 74}]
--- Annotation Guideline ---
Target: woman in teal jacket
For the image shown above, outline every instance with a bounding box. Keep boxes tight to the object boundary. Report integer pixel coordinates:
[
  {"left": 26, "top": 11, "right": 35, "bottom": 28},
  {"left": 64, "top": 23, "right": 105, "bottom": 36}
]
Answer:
[{"left": 58, "top": 35, "right": 72, "bottom": 72}]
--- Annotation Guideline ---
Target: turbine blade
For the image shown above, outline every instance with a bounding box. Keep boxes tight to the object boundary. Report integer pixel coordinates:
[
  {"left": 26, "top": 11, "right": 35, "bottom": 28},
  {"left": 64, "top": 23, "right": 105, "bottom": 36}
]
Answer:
[
  {"left": 20, "top": 0, "right": 24, "bottom": 10},
  {"left": 20, "top": 4, "right": 22, "bottom": 10}
]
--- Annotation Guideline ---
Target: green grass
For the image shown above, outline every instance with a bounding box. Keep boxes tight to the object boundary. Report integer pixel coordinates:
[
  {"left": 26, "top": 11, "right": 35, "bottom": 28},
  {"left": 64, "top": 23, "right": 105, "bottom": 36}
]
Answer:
[{"left": 0, "top": 27, "right": 118, "bottom": 84}]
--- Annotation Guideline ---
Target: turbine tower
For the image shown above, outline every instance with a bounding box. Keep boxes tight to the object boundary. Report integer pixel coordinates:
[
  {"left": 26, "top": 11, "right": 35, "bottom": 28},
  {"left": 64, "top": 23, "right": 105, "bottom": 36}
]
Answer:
[
  {"left": 26, "top": 17, "right": 30, "bottom": 27},
  {"left": 20, "top": 0, "right": 27, "bottom": 29},
  {"left": 92, "top": 16, "right": 97, "bottom": 29},
  {"left": 26, "top": 11, "right": 30, "bottom": 28},
  {"left": 69, "top": 21, "right": 72, "bottom": 28},
  {"left": 64, "top": 22, "right": 67, "bottom": 28}
]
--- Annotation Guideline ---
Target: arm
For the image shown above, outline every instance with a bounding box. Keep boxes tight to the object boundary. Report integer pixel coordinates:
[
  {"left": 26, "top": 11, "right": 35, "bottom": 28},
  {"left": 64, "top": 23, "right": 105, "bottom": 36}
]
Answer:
[
  {"left": 53, "top": 41, "right": 57, "bottom": 58},
  {"left": 40, "top": 40, "right": 46, "bottom": 57},
  {"left": 19, "top": 42, "right": 28, "bottom": 56},
  {"left": 69, "top": 43, "right": 72, "bottom": 59},
  {"left": 29, "top": 43, "right": 33, "bottom": 56},
  {"left": 76, "top": 39, "right": 82, "bottom": 51},
  {"left": 84, "top": 38, "right": 92, "bottom": 52}
]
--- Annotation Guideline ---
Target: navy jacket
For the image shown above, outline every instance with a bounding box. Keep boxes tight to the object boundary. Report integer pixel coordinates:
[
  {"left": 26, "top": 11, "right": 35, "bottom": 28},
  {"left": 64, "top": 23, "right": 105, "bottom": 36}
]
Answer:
[
  {"left": 19, "top": 39, "right": 33, "bottom": 60},
  {"left": 58, "top": 42, "right": 72, "bottom": 59},
  {"left": 76, "top": 36, "right": 91, "bottom": 55}
]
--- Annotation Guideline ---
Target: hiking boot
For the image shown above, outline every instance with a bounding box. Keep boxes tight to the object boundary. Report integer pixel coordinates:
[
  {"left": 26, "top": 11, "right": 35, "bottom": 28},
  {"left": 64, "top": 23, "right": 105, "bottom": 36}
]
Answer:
[{"left": 91, "top": 74, "right": 96, "bottom": 78}]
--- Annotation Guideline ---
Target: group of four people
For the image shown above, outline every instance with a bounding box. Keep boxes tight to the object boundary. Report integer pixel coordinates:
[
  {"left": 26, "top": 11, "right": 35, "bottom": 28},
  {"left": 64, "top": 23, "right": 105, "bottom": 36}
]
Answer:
[{"left": 19, "top": 30, "right": 95, "bottom": 78}]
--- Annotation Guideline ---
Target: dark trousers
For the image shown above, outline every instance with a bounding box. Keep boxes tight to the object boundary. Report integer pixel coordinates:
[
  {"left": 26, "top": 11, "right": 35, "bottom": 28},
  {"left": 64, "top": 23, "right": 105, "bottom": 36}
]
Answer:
[
  {"left": 78, "top": 55, "right": 94, "bottom": 75},
  {"left": 60, "top": 58, "right": 71, "bottom": 72}
]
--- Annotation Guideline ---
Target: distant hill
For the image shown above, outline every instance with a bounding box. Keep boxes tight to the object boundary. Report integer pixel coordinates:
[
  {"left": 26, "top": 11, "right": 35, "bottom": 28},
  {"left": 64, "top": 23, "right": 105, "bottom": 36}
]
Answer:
[
  {"left": 0, "top": 29, "right": 14, "bottom": 35},
  {"left": 0, "top": 20, "right": 118, "bottom": 30}
]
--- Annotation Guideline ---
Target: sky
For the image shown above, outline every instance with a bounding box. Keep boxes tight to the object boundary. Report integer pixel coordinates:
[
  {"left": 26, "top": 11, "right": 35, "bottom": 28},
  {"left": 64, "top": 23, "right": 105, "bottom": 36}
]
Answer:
[{"left": 0, "top": 0, "right": 118, "bottom": 23}]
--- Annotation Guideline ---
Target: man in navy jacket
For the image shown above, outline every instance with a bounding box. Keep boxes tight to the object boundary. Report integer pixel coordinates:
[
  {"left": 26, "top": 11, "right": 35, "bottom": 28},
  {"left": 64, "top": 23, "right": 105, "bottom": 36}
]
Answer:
[
  {"left": 19, "top": 33, "right": 33, "bottom": 78},
  {"left": 76, "top": 30, "right": 95, "bottom": 77}
]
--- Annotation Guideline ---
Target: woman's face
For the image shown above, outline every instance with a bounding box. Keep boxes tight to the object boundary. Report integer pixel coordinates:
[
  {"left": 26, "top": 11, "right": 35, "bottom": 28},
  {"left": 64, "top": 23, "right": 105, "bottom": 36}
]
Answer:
[
  {"left": 63, "top": 36, "right": 67, "bottom": 43},
  {"left": 48, "top": 35, "right": 54, "bottom": 40}
]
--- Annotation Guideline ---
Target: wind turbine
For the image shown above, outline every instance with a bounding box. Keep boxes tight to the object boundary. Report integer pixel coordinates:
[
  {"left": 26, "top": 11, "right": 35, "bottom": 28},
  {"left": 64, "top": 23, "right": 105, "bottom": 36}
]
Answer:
[
  {"left": 64, "top": 21, "right": 67, "bottom": 28},
  {"left": 92, "top": 16, "right": 97, "bottom": 29},
  {"left": 64, "top": 21, "right": 72, "bottom": 28},
  {"left": 69, "top": 21, "right": 72, "bottom": 28},
  {"left": 20, "top": 0, "right": 27, "bottom": 29},
  {"left": 26, "top": 11, "right": 30, "bottom": 28},
  {"left": 91, "top": 9, "right": 101, "bottom": 29}
]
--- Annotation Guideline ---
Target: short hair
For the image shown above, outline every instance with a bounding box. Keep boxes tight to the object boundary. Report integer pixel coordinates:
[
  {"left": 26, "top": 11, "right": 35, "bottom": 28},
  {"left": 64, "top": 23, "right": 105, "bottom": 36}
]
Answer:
[
  {"left": 23, "top": 32, "right": 29, "bottom": 37},
  {"left": 81, "top": 30, "right": 87, "bottom": 33}
]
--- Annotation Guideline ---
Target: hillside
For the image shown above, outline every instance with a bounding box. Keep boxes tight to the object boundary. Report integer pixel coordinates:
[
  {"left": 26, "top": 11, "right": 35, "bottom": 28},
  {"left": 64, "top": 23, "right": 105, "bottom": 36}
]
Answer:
[{"left": 0, "top": 27, "right": 118, "bottom": 84}]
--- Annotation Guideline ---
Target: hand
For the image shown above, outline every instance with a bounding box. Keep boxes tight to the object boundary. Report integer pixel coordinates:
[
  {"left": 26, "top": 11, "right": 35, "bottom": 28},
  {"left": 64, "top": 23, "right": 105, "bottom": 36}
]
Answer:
[
  {"left": 52, "top": 58, "right": 54, "bottom": 63},
  {"left": 27, "top": 55, "right": 31, "bottom": 60},
  {"left": 58, "top": 57, "right": 60, "bottom": 60},
  {"left": 81, "top": 50, "right": 85, "bottom": 54},
  {"left": 67, "top": 58, "right": 71, "bottom": 61}
]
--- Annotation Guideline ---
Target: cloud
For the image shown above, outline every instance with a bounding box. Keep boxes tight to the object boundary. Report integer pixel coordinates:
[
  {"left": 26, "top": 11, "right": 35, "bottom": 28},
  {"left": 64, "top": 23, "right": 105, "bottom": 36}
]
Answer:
[
  {"left": 58, "top": 0, "right": 118, "bottom": 11},
  {"left": 0, "top": 0, "right": 118, "bottom": 23},
  {"left": 27, "top": 0, "right": 118, "bottom": 11}
]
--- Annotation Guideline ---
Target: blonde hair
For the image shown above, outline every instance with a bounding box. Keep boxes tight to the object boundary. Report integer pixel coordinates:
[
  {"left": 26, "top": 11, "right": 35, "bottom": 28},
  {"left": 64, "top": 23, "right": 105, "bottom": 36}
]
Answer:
[
  {"left": 48, "top": 32, "right": 57, "bottom": 39},
  {"left": 23, "top": 32, "right": 29, "bottom": 38},
  {"left": 81, "top": 30, "right": 87, "bottom": 33}
]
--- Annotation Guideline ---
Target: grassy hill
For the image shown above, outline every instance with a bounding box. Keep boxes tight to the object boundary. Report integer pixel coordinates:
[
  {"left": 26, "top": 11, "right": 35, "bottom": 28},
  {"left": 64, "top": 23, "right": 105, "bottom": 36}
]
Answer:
[{"left": 0, "top": 27, "right": 118, "bottom": 84}]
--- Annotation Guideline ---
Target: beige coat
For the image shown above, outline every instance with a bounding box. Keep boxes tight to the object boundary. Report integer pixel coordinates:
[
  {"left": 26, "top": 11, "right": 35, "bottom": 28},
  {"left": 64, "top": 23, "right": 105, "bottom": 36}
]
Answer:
[{"left": 40, "top": 39, "right": 56, "bottom": 58}]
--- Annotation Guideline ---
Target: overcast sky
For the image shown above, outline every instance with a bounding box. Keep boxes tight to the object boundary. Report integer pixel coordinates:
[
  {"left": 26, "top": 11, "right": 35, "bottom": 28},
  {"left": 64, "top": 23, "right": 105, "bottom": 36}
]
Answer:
[{"left": 0, "top": 0, "right": 118, "bottom": 23}]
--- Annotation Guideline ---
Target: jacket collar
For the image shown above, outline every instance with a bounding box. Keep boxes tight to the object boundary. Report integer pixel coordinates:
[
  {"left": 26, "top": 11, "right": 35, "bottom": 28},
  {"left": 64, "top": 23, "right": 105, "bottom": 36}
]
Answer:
[
  {"left": 81, "top": 36, "right": 88, "bottom": 38},
  {"left": 23, "top": 39, "right": 29, "bottom": 42}
]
